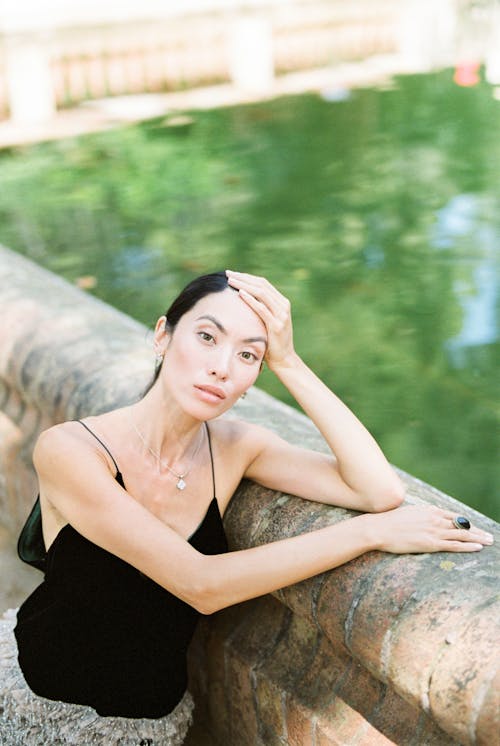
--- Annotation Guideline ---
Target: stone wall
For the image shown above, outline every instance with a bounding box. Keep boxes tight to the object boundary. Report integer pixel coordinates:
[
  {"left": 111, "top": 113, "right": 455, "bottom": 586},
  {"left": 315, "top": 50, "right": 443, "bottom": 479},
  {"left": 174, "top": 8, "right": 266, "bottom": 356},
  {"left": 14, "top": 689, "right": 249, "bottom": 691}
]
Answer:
[{"left": 0, "top": 244, "right": 498, "bottom": 745}]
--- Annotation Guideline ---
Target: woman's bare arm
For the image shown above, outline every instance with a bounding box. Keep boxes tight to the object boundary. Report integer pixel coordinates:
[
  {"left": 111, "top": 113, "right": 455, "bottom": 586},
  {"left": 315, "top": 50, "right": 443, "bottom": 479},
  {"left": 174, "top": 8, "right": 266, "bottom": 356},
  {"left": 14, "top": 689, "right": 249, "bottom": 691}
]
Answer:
[
  {"left": 34, "top": 426, "right": 492, "bottom": 617},
  {"left": 226, "top": 271, "right": 404, "bottom": 511}
]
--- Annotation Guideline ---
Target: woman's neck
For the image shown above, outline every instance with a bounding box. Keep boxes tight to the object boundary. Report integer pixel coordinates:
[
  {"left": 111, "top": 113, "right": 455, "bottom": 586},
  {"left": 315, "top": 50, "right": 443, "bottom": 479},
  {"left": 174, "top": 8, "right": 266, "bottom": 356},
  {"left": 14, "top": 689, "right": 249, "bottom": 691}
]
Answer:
[{"left": 128, "top": 385, "right": 204, "bottom": 470}]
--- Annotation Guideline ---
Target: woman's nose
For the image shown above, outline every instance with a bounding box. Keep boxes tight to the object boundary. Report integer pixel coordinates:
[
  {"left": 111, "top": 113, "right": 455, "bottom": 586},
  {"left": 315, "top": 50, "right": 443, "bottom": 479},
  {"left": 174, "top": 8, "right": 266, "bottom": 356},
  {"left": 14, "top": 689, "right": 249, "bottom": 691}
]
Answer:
[{"left": 209, "top": 350, "right": 231, "bottom": 380}]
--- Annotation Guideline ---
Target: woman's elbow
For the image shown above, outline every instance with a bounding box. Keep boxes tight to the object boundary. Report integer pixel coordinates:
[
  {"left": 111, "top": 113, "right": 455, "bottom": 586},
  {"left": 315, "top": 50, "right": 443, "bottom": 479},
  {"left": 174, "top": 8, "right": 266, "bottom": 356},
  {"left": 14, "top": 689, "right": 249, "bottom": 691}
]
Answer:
[
  {"left": 194, "top": 597, "right": 220, "bottom": 616},
  {"left": 187, "top": 560, "right": 224, "bottom": 616},
  {"left": 191, "top": 588, "right": 225, "bottom": 616},
  {"left": 368, "top": 476, "right": 406, "bottom": 512},
  {"left": 190, "top": 583, "right": 218, "bottom": 615}
]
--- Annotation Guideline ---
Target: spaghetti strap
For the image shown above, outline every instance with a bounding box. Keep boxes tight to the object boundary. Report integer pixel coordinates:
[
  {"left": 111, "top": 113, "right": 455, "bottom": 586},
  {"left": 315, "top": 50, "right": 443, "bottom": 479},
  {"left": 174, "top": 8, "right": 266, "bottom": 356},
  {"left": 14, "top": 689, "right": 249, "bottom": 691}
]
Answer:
[
  {"left": 205, "top": 422, "right": 216, "bottom": 499},
  {"left": 76, "top": 420, "right": 121, "bottom": 477}
]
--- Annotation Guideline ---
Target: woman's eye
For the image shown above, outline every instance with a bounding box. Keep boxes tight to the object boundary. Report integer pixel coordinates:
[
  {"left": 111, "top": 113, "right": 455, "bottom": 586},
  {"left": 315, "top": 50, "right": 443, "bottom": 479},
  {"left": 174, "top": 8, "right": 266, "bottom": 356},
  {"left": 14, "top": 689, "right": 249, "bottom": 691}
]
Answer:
[
  {"left": 198, "top": 331, "right": 214, "bottom": 343},
  {"left": 240, "top": 351, "right": 257, "bottom": 362}
]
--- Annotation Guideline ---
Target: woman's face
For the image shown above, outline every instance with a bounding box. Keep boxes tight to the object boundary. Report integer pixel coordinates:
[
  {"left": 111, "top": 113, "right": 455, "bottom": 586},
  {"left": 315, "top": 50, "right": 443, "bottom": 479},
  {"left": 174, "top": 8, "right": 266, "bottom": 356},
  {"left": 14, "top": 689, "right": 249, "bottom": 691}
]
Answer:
[{"left": 156, "top": 288, "right": 267, "bottom": 419}]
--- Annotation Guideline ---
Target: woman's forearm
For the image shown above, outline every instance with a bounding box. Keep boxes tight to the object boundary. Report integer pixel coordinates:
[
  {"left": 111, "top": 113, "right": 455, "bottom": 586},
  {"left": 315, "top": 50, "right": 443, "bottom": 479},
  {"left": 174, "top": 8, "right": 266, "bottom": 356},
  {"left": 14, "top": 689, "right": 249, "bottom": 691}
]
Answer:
[
  {"left": 198, "top": 502, "right": 492, "bottom": 615},
  {"left": 271, "top": 352, "right": 404, "bottom": 507},
  {"left": 200, "top": 513, "right": 375, "bottom": 614}
]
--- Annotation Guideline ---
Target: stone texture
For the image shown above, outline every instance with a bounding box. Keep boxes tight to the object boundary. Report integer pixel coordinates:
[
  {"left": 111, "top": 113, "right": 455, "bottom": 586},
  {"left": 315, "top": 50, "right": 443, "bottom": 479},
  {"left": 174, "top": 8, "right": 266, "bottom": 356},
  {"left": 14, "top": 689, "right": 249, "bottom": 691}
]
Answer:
[
  {"left": 473, "top": 664, "right": 500, "bottom": 746},
  {"left": 255, "top": 675, "right": 287, "bottom": 744},
  {"left": 332, "top": 657, "right": 385, "bottom": 722},
  {"left": 292, "top": 634, "right": 353, "bottom": 712},
  {"left": 0, "top": 523, "right": 40, "bottom": 614},
  {"left": 285, "top": 696, "right": 314, "bottom": 746},
  {"left": 1, "top": 245, "right": 499, "bottom": 746},
  {"left": 346, "top": 553, "right": 426, "bottom": 679},
  {"left": 316, "top": 697, "right": 397, "bottom": 746},
  {"left": 368, "top": 685, "right": 430, "bottom": 745},
  {"left": 224, "top": 653, "right": 260, "bottom": 744},
  {"left": 428, "top": 599, "right": 500, "bottom": 745},
  {"left": 385, "top": 552, "right": 499, "bottom": 723},
  {"left": 315, "top": 549, "right": 384, "bottom": 656}
]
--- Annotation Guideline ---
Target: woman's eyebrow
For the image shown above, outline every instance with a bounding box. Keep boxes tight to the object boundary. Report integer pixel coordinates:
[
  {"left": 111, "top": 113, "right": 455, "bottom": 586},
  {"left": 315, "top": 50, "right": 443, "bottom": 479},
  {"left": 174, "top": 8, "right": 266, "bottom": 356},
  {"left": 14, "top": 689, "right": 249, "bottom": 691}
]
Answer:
[
  {"left": 196, "top": 314, "right": 226, "bottom": 333},
  {"left": 243, "top": 336, "right": 267, "bottom": 345},
  {"left": 195, "top": 315, "right": 267, "bottom": 345}
]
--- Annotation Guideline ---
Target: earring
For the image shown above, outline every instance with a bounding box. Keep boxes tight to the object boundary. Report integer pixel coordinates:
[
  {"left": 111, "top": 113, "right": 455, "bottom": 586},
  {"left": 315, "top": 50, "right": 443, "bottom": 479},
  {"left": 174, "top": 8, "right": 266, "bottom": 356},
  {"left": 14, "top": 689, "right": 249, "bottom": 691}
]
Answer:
[
  {"left": 155, "top": 353, "right": 164, "bottom": 365},
  {"left": 240, "top": 391, "right": 247, "bottom": 400}
]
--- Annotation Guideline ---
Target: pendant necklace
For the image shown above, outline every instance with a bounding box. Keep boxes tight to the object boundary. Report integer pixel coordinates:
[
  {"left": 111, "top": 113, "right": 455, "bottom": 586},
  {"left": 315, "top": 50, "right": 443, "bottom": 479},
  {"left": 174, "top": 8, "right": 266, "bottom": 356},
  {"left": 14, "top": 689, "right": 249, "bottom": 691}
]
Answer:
[{"left": 129, "top": 410, "right": 204, "bottom": 490}]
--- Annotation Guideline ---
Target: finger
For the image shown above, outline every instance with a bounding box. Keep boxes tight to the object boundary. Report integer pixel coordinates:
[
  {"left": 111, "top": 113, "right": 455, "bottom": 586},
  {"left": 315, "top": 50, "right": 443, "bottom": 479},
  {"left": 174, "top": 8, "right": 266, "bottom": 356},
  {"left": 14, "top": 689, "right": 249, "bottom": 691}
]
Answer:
[
  {"left": 226, "top": 270, "right": 270, "bottom": 285},
  {"left": 441, "top": 511, "right": 465, "bottom": 523},
  {"left": 226, "top": 271, "right": 273, "bottom": 293},
  {"left": 226, "top": 273, "right": 290, "bottom": 313},
  {"left": 227, "top": 273, "right": 287, "bottom": 303},
  {"left": 441, "top": 517, "right": 493, "bottom": 543},
  {"left": 439, "top": 541, "right": 484, "bottom": 553},
  {"left": 425, "top": 508, "right": 493, "bottom": 542},
  {"left": 440, "top": 509, "right": 473, "bottom": 525},
  {"left": 241, "top": 294, "right": 292, "bottom": 341},
  {"left": 442, "top": 528, "right": 474, "bottom": 541},
  {"left": 237, "top": 288, "right": 275, "bottom": 324},
  {"left": 442, "top": 528, "right": 492, "bottom": 544},
  {"left": 235, "top": 285, "right": 290, "bottom": 325}
]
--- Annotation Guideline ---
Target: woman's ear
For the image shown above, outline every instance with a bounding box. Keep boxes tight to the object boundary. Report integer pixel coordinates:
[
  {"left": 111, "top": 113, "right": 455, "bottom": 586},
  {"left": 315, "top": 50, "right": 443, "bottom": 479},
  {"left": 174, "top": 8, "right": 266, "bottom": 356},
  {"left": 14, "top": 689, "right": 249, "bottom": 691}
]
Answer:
[
  {"left": 154, "top": 315, "right": 167, "bottom": 334},
  {"left": 153, "top": 315, "right": 170, "bottom": 352}
]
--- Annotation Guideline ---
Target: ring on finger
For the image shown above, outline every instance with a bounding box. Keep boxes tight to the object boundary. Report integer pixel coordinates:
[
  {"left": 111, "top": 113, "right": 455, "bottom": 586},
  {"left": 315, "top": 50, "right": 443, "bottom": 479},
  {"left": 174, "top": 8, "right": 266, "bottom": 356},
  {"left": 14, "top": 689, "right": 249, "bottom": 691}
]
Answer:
[{"left": 452, "top": 515, "right": 471, "bottom": 530}]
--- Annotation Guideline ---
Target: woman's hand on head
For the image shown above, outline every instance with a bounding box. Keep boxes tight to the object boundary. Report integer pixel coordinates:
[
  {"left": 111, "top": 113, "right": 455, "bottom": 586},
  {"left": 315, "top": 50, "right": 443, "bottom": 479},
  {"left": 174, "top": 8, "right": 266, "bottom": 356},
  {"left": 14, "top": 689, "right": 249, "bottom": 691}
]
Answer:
[
  {"left": 225, "top": 270, "right": 296, "bottom": 372},
  {"left": 365, "top": 504, "right": 493, "bottom": 555}
]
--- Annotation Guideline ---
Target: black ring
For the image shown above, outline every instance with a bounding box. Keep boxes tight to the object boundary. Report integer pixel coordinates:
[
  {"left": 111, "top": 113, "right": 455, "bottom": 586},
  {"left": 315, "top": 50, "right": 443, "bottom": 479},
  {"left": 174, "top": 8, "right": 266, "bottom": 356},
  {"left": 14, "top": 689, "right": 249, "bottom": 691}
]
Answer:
[{"left": 453, "top": 516, "right": 471, "bottom": 530}]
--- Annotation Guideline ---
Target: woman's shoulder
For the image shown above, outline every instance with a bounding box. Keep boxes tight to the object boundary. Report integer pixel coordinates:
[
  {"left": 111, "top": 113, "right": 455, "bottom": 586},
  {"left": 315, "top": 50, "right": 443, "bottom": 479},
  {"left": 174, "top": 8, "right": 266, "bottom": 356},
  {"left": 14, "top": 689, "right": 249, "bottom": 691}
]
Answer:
[
  {"left": 209, "top": 416, "right": 276, "bottom": 459},
  {"left": 35, "top": 420, "right": 83, "bottom": 453},
  {"left": 34, "top": 416, "right": 117, "bottom": 476},
  {"left": 35, "top": 419, "right": 92, "bottom": 453}
]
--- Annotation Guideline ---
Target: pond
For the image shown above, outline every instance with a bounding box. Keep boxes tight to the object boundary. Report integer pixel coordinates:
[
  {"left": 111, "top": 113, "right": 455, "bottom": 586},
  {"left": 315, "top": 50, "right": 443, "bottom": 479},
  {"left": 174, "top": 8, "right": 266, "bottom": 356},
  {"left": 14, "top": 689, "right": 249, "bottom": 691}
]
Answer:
[{"left": 1, "top": 69, "right": 498, "bottom": 520}]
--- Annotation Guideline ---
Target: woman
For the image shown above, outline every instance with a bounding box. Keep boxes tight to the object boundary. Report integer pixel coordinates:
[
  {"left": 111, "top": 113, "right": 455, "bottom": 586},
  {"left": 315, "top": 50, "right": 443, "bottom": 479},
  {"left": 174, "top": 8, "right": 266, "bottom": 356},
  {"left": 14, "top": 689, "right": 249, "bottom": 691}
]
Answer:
[{"left": 0, "top": 270, "right": 493, "bottom": 745}]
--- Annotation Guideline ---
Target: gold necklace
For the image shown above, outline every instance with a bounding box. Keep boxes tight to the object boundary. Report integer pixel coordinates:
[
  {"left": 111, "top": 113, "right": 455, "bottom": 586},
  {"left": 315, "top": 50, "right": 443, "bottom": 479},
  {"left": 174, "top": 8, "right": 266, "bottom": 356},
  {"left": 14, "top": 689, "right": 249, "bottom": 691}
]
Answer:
[{"left": 129, "top": 411, "right": 204, "bottom": 490}]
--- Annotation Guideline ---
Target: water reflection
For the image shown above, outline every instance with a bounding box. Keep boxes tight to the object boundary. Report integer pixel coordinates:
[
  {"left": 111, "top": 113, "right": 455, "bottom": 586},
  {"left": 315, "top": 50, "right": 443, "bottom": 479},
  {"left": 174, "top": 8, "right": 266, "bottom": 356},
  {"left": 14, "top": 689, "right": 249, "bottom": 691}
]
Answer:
[
  {"left": 447, "top": 258, "right": 498, "bottom": 359},
  {"left": 0, "top": 70, "right": 498, "bottom": 519},
  {"left": 434, "top": 193, "right": 498, "bottom": 366}
]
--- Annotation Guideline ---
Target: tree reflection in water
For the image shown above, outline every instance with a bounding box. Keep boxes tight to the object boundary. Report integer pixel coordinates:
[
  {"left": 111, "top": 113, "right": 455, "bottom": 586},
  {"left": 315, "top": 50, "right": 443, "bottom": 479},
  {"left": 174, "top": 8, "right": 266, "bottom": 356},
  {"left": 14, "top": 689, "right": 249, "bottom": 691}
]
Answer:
[{"left": 0, "top": 70, "right": 498, "bottom": 519}]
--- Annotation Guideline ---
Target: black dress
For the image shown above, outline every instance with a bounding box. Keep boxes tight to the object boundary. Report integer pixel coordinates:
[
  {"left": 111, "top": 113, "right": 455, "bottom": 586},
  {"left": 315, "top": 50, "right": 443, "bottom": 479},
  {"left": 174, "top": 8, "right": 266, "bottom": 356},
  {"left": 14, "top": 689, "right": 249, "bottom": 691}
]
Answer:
[{"left": 13, "top": 420, "right": 228, "bottom": 720}]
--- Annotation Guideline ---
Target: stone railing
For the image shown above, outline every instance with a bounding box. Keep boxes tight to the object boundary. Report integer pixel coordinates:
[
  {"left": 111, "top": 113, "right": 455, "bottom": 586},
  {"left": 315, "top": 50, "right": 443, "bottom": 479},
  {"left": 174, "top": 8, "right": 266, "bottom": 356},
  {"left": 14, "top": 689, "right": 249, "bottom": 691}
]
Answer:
[
  {"left": 0, "top": 0, "right": 400, "bottom": 122},
  {"left": 0, "top": 244, "right": 498, "bottom": 745}
]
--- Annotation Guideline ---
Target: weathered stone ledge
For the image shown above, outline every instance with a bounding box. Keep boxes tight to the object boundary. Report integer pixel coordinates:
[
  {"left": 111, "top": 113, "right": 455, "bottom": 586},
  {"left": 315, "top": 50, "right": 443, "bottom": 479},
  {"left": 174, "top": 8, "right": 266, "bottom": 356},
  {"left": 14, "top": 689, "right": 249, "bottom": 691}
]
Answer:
[{"left": 0, "top": 245, "right": 498, "bottom": 745}]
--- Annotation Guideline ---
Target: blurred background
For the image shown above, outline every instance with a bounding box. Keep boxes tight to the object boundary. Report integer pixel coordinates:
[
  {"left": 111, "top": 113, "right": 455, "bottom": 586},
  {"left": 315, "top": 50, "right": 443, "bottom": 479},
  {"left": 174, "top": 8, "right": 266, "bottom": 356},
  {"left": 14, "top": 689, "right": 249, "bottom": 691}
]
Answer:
[{"left": 0, "top": 0, "right": 498, "bottom": 519}]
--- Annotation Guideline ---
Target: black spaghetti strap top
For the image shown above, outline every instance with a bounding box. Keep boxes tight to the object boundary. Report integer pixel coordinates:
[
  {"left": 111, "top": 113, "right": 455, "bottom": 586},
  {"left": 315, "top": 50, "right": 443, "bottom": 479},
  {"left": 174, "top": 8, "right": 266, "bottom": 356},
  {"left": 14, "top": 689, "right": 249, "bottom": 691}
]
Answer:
[{"left": 14, "top": 420, "right": 227, "bottom": 719}]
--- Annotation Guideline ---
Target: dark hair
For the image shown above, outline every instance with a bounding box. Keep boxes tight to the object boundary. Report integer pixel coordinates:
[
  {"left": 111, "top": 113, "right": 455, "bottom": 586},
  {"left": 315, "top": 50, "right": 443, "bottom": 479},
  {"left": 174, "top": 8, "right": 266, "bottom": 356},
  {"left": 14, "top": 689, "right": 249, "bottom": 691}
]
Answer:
[
  {"left": 142, "top": 271, "right": 231, "bottom": 396},
  {"left": 165, "top": 271, "right": 230, "bottom": 331}
]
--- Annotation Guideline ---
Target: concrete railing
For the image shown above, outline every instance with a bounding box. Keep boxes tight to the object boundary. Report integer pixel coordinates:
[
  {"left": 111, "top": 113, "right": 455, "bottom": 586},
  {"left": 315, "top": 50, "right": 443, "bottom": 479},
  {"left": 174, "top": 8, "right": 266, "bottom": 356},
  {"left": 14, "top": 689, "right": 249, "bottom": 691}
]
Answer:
[
  {"left": 0, "top": 1, "right": 401, "bottom": 123},
  {"left": 0, "top": 245, "right": 498, "bottom": 745}
]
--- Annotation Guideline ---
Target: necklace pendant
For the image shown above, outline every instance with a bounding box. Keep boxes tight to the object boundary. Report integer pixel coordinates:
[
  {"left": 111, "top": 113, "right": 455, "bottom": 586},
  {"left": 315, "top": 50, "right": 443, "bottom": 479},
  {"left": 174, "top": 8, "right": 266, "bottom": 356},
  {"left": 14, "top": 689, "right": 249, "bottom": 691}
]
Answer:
[{"left": 176, "top": 478, "right": 187, "bottom": 491}]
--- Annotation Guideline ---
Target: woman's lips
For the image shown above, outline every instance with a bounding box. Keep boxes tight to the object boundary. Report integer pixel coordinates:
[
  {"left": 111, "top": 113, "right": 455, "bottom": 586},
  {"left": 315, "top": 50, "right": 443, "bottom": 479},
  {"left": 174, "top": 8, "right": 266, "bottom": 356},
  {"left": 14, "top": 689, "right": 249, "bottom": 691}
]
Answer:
[{"left": 194, "top": 385, "right": 226, "bottom": 403}]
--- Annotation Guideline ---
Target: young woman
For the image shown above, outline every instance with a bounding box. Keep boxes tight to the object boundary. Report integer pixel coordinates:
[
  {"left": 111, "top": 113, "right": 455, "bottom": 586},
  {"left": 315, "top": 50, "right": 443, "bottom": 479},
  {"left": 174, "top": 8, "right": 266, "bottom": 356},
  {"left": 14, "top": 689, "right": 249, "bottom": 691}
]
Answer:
[{"left": 0, "top": 270, "right": 492, "bottom": 745}]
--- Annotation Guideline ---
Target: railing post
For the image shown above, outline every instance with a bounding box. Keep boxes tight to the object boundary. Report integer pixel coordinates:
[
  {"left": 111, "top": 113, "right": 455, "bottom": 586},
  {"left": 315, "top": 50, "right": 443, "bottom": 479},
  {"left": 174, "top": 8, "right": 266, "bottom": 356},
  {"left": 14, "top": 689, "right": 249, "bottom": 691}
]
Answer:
[
  {"left": 4, "top": 32, "right": 56, "bottom": 124},
  {"left": 227, "top": 15, "right": 274, "bottom": 93},
  {"left": 398, "top": 0, "right": 456, "bottom": 72}
]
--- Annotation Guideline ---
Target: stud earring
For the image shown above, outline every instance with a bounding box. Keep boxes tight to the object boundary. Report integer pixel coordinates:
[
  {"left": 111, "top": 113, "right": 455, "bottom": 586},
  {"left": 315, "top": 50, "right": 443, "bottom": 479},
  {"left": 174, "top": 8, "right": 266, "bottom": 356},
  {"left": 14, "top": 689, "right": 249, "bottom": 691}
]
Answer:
[
  {"left": 155, "top": 353, "right": 164, "bottom": 365},
  {"left": 240, "top": 391, "right": 247, "bottom": 400}
]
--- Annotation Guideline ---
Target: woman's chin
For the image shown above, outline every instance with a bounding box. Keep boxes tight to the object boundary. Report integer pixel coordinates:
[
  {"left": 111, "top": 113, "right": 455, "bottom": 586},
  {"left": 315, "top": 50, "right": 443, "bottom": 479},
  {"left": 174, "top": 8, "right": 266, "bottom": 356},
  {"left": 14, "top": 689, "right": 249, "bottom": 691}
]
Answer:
[{"left": 181, "top": 396, "right": 233, "bottom": 422}]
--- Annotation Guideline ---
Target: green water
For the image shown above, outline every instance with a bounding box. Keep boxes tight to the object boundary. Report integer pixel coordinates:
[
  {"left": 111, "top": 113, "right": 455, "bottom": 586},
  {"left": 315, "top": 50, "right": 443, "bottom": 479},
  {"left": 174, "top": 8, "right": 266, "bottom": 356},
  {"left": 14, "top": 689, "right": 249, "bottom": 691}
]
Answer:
[{"left": 1, "top": 70, "right": 498, "bottom": 520}]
